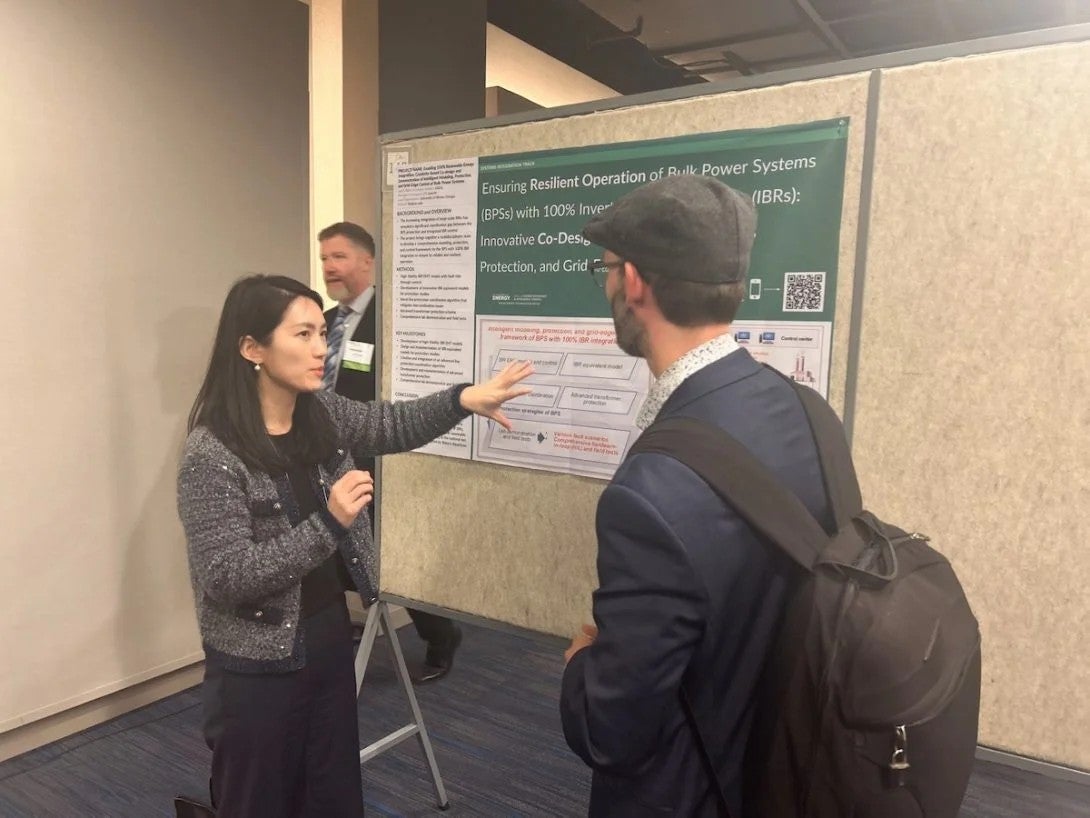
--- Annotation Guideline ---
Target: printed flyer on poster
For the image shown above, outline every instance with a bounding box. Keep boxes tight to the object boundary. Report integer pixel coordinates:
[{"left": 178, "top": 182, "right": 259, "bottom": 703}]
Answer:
[{"left": 391, "top": 120, "right": 848, "bottom": 479}]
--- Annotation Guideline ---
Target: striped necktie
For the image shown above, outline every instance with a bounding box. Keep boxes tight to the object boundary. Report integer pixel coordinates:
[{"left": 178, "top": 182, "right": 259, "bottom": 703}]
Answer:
[{"left": 322, "top": 305, "right": 351, "bottom": 391}]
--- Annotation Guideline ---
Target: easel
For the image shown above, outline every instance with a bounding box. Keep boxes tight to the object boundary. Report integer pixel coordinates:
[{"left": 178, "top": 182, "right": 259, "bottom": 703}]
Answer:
[{"left": 354, "top": 599, "right": 450, "bottom": 810}]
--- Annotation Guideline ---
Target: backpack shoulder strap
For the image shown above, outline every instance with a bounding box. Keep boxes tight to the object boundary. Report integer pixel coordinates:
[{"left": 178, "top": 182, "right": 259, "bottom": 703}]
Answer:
[
  {"left": 628, "top": 416, "right": 828, "bottom": 572},
  {"left": 766, "top": 368, "right": 864, "bottom": 528}
]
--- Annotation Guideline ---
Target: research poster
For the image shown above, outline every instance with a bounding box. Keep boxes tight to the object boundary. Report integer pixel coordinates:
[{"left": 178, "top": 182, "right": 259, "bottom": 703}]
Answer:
[{"left": 392, "top": 119, "right": 848, "bottom": 478}]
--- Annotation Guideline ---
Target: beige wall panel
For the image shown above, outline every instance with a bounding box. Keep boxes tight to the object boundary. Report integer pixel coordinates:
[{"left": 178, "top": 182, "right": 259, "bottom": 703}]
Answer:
[
  {"left": 854, "top": 41, "right": 1090, "bottom": 767},
  {"left": 378, "top": 75, "right": 871, "bottom": 637},
  {"left": 0, "top": 0, "right": 308, "bottom": 734}
]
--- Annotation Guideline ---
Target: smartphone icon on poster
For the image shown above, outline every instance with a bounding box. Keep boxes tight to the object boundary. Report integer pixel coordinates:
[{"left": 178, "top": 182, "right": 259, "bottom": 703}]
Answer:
[{"left": 749, "top": 278, "right": 762, "bottom": 300}]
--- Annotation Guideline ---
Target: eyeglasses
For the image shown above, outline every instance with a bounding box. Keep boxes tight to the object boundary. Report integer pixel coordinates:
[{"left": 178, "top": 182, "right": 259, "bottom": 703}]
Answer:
[{"left": 588, "top": 258, "right": 625, "bottom": 288}]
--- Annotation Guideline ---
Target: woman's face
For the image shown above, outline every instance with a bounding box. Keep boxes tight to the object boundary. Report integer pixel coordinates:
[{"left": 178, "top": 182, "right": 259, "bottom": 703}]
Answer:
[{"left": 247, "top": 296, "right": 328, "bottom": 394}]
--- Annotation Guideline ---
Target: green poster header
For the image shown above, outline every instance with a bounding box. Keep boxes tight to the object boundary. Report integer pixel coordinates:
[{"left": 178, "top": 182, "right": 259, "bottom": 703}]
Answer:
[{"left": 474, "top": 118, "right": 849, "bottom": 325}]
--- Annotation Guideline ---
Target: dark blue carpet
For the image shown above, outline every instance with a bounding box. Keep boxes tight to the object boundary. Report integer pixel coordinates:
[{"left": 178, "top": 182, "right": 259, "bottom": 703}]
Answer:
[
  {"left": 0, "top": 622, "right": 1087, "bottom": 817},
  {"left": 0, "top": 623, "right": 589, "bottom": 817}
]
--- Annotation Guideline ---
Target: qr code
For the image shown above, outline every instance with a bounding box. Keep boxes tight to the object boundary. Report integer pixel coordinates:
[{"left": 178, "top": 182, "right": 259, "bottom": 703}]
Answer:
[{"left": 783, "top": 272, "right": 826, "bottom": 312}]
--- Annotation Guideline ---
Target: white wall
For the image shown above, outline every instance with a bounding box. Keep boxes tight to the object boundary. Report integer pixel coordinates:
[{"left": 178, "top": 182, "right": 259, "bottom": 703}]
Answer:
[
  {"left": 0, "top": 0, "right": 309, "bottom": 754},
  {"left": 486, "top": 23, "right": 619, "bottom": 108},
  {"left": 307, "top": 0, "right": 380, "bottom": 296}
]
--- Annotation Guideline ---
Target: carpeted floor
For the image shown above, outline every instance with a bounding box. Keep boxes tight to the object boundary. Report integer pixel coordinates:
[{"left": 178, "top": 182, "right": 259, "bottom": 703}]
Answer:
[{"left": 1, "top": 622, "right": 1087, "bottom": 817}]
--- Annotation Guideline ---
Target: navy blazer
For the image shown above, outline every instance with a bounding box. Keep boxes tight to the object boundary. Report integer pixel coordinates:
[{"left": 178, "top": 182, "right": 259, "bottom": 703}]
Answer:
[
  {"left": 326, "top": 299, "right": 377, "bottom": 403},
  {"left": 560, "top": 349, "right": 832, "bottom": 817},
  {"left": 326, "top": 300, "right": 377, "bottom": 473}
]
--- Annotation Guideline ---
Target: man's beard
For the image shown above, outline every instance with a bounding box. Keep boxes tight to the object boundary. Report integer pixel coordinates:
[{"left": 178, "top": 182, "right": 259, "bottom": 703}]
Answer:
[
  {"left": 610, "top": 289, "right": 647, "bottom": 358},
  {"left": 325, "top": 281, "right": 350, "bottom": 303}
]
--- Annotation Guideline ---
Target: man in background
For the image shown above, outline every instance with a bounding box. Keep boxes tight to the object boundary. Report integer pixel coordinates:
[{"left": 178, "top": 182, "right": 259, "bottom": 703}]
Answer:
[
  {"left": 559, "top": 176, "right": 832, "bottom": 816},
  {"left": 319, "top": 220, "right": 463, "bottom": 684}
]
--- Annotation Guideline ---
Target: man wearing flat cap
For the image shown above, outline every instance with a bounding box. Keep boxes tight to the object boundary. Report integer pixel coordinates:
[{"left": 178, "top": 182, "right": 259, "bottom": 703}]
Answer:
[{"left": 559, "top": 175, "right": 831, "bottom": 817}]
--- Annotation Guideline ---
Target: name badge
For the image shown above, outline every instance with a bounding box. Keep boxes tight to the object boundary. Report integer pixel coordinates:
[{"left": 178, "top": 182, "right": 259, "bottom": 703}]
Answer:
[{"left": 341, "top": 341, "right": 374, "bottom": 372}]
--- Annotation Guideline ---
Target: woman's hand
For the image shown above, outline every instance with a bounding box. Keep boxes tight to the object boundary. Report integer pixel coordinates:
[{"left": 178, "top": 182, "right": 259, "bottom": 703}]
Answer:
[
  {"left": 459, "top": 360, "right": 534, "bottom": 431},
  {"left": 327, "top": 470, "right": 373, "bottom": 529}
]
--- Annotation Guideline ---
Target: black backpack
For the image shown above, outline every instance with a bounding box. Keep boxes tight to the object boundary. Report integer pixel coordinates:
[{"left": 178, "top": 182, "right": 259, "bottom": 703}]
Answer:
[{"left": 629, "top": 375, "right": 981, "bottom": 818}]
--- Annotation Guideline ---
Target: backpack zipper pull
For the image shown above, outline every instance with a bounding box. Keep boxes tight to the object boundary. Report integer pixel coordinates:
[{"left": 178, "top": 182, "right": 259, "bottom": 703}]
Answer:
[{"left": 887, "top": 725, "right": 910, "bottom": 788}]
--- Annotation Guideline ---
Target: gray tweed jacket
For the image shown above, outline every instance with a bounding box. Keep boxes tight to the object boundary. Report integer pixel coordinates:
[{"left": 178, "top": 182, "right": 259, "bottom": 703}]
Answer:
[{"left": 177, "top": 386, "right": 466, "bottom": 673}]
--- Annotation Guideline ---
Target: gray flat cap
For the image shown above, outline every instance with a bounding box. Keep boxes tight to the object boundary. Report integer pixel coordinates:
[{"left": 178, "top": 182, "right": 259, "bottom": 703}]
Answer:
[{"left": 582, "top": 174, "right": 757, "bottom": 283}]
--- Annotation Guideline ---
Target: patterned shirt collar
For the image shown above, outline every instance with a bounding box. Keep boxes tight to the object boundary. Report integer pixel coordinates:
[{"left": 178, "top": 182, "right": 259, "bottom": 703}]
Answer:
[{"left": 635, "top": 332, "right": 740, "bottom": 429}]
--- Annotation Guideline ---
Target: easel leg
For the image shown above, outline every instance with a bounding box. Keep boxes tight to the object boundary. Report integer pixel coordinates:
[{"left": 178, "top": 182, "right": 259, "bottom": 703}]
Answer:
[
  {"left": 354, "top": 600, "right": 383, "bottom": 695},
  {"left": 379, "top": 603, "right": 450, "bottom": 809},
  {"left": 354, "top": 601, "right": 450, "bottom": 810}
]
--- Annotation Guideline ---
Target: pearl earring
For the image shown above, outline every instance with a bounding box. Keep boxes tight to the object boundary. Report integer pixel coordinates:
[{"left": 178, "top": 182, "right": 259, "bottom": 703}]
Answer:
[{"left": 254, "top": 363, "right": 261, "bottom": 371}]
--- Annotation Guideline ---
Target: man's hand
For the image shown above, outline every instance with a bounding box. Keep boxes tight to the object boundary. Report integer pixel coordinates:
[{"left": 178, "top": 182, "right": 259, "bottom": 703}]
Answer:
[{"left": 564, "top": 623, "right": 598, "bottom": 664}]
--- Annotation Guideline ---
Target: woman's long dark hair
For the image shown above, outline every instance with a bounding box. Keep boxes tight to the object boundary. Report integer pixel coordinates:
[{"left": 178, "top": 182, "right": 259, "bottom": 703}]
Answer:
[{"left": 188, "top": 274, "right": 338, "bottom": 472}]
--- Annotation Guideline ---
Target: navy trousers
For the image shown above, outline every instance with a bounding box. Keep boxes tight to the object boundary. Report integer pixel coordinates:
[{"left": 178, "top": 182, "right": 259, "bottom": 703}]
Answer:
[{"left": 202, "top": 600, "right": 365, "bottom": 818}]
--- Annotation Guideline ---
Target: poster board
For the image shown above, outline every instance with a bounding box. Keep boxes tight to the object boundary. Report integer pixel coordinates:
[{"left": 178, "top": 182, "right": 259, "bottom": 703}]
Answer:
[
  {"left": 851, "top": 40, "right": 1090, "bottom": 769},
  {"left": 379, "top": 37, "right": 1090, "bottom": 769},
  {"left": 378, "top": 72, "right": 871, "bottom": 636}
]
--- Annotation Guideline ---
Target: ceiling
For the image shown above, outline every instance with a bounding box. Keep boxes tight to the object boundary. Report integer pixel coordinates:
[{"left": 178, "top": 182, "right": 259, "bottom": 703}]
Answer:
[{"left": 488, "top": 0, "right": 1090, "bottom": 93}]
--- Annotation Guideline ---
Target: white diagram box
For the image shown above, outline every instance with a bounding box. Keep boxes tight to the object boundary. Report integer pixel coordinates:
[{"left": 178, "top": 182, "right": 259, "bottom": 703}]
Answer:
[
  {"left": 509, "top": 384, "right": 562, "bottom": 408},
  {"left": 732, "top": 320, "right": 831, "bottom": 397},
  {"left": 559, "top": 353, "right": 640, "bottom": 380},
  {"left": 483, "top": 422, "right": 634, "bottom": 469},
  {"left": 491, "top": 349, "right": 565, "bottom": 375},
  {"left": 558, "top": 386, "right": 638, "bottom": 415}
]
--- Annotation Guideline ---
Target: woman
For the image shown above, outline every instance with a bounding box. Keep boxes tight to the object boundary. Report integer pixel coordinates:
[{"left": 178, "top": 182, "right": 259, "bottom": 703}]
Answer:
[{"left": 177, "top": 274, "right": 531, "bottom": 817}]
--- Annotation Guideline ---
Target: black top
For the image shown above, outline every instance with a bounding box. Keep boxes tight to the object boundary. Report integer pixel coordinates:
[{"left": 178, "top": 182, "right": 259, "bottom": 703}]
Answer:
[{"left": 271, "top": 431, "right": 351, "bottom": 617}]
